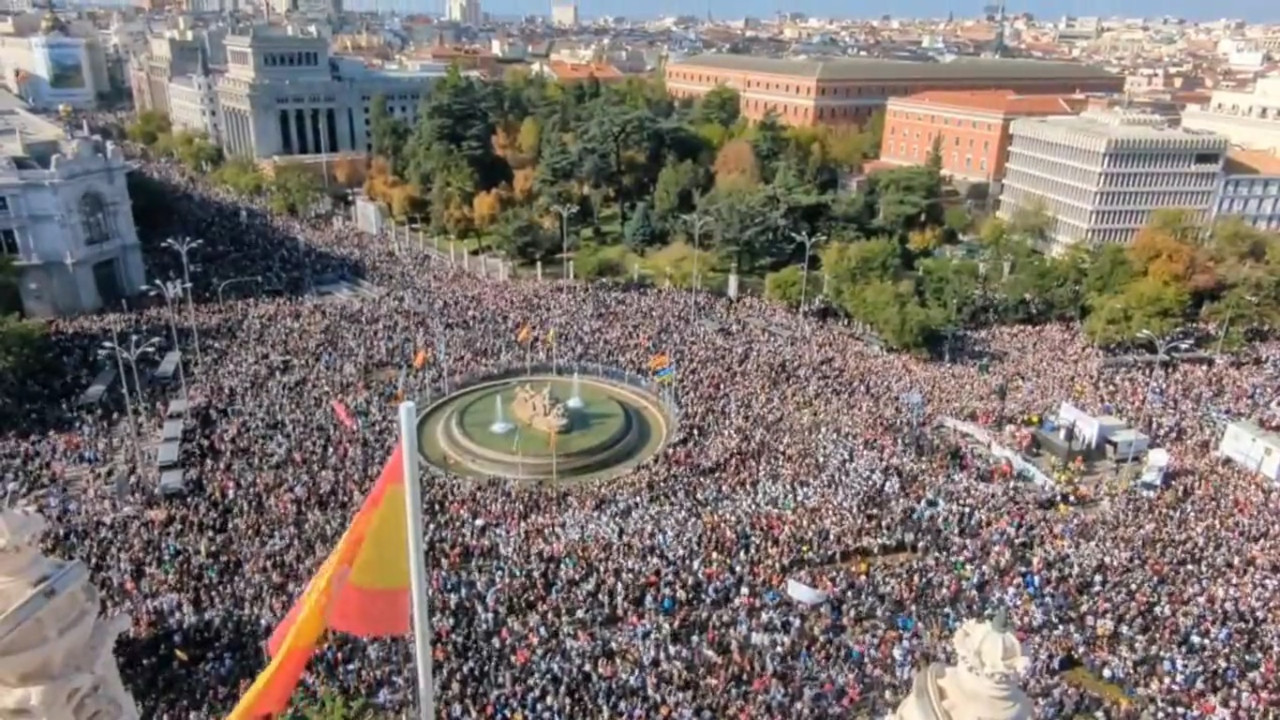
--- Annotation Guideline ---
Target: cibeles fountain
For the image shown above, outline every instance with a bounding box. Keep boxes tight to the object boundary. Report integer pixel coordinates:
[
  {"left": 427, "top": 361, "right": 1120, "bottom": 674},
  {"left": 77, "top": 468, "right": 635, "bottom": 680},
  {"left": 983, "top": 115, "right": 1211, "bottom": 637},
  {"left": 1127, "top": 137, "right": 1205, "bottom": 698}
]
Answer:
[
  {"left": 0, "top": 510, "right": 140, "bottom": 720},
  {"left": 889, "top": 611, "right": 1033, "bottom": 720}
]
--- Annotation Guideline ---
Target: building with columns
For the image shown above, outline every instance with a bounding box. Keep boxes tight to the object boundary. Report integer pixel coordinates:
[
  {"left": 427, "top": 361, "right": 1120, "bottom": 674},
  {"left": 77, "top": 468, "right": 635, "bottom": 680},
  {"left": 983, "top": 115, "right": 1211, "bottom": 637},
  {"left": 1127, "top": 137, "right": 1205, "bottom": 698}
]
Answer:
[
  {"left": 0, "top": 106, "right": 145, "bottom": 318},
  {"left": 998, "top": 109, "right": 1227, "bottom": 253},
  {"left": 215, "top": 26, "right": 456, "bottom": 160}
]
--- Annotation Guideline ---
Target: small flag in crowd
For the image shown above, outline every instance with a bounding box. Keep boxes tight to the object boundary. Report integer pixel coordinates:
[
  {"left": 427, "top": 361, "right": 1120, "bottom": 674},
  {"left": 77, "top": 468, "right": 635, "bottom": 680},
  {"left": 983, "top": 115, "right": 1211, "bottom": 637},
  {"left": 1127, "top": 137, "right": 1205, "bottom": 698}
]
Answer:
[
  {"left": 517, "top": 325, "right": 533, "bottom": 345},
  {"left": 413, "top": 349, "right": 429, "bottom": 370},
  {"left": 649, "top": 353, "right": 675, "bottom": 382},
  {"left": 331, "top": 400, "right": 358, "bottom": 431},
  {"left": 546, "top": 327, "right": 556, "bottom": 347}
]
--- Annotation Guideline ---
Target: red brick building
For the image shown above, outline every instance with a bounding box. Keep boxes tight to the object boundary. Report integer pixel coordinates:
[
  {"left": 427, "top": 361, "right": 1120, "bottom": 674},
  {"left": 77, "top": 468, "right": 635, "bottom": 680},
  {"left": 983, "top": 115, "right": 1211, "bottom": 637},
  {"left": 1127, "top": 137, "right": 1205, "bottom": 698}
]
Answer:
[
  {"left": 664, "top": 55, "right": 1122, "bottom": 128},
  {"left": 879, "top": 90, "right": 1088, "bottom": 183}
]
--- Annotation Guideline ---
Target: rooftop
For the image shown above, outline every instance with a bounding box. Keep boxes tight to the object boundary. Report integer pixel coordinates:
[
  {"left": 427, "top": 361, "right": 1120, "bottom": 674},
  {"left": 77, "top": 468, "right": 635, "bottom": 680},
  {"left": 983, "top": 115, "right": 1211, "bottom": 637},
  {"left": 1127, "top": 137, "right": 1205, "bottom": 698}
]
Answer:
[
  {"left": 1224, "top": 148, "right": 1280, "bottom": 175},
  {"left": 545, "top": 60, "right": 624, "bottom": 81},
  {"left": 671, "top": 54, "right": 1118, "bottom": 82},
  {"left": 891, "top": 90, "right": 1085, "bottom": 116},
  {"left": 1014, "top": 109, "right": 1228, "bottom": 142}
]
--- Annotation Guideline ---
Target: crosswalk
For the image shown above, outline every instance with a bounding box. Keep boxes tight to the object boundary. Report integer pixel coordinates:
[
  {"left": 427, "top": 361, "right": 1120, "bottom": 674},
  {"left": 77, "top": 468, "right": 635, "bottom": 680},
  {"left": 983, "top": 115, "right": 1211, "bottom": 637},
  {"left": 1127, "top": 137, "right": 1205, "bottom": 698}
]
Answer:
[{"left": 313, "top": 279, "right": 381, "bottom": 302}]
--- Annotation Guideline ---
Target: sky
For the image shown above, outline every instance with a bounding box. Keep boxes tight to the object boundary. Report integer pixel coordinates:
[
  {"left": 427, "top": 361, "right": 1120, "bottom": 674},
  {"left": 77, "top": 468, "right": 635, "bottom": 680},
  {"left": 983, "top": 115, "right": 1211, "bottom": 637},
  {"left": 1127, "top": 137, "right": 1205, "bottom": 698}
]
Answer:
[{"left": 346, "top": 0, "right": 1277, "bottom": 23}]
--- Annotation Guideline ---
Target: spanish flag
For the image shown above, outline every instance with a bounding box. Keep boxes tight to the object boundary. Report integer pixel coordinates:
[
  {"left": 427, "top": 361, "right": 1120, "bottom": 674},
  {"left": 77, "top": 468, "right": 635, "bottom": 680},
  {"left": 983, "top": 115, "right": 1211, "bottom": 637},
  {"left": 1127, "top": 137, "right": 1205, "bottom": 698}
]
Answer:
[
  {"left": 517, "top": 325, "right": 533, "bottom": 345},
  {"left": 227, "top": 446, "right": 411, "bottom": 719},
  {"left": 413, "top": 349, "right": 429, "bottom": 370}
]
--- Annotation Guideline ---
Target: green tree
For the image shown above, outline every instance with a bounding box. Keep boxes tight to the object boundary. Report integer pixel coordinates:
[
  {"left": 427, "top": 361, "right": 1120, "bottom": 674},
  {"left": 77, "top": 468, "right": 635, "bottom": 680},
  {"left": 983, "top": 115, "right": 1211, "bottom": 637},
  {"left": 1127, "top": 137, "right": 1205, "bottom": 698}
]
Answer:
[
  {"left": 749, "top": 111, "right": 786, "bottom": 180},
  {"left": 943, "top": 205, "right": 972, "bottom": 237},
  {"left": 1084, "top": 277, "right": 1191, "bottom": 346},
  {"left": 267, "top": 164, "right": 323, "bottom": 216},
  {"left": 695, "top": 86, "right": 741, "bottom": 127},
  {"left": 764, "top": 265, "right": 806, "bottom": 306},
  {"left": 652, "top": 159, "right": 702, "bottom": 221},
  {"left": 212, "top": 157, "right": 266, "bottom": 197},
  {"left": 492, "top": 208, "right": 558, "bottom": 262},
  {"left": 822, "top": 238, "right": 904, "bottom": 291},
  {"left": 369, "top": 93, "right": 411, "bottom": 172},
  {"left": 126, "top": 110, "right": 171, "bottom": 146},
  {"left": 623, "top": 201, "right": 660, "bottom": 249}
]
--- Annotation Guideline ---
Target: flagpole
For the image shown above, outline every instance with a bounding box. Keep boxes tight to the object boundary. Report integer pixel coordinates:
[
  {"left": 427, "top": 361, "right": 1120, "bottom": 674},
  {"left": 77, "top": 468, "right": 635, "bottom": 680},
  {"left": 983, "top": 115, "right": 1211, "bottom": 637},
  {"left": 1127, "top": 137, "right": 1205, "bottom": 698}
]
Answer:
[{"left": 397, "top": 402, "right": 434, "bottom": 720}]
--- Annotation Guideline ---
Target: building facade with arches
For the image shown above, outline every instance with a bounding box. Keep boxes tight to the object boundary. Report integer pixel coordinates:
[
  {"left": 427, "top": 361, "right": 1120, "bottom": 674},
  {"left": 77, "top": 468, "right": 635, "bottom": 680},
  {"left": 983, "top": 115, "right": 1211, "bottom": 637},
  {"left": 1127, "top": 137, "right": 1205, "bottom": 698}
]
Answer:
[{"left": 0, "top": 107, "right": 144, "bottom": 317}]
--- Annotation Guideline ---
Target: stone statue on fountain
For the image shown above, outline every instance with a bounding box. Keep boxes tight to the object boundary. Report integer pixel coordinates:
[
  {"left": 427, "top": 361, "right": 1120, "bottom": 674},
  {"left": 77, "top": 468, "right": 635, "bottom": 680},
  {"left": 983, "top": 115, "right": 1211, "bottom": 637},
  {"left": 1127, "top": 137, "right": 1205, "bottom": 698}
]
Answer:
[
  {"left": 511, "top": 384, "right": 571, "bottom": 434},
  {"left": 0, "top": 509, "right": 140, "bottom": 720},
  {"left": 888, "top": 609, "right": 1032, "bottom": 720}
]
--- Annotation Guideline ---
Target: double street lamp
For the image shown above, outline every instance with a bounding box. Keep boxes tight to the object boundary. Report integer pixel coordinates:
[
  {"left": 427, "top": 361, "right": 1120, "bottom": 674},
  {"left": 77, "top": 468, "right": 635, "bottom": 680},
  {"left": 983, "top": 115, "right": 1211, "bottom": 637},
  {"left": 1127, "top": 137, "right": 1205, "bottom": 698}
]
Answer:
[
  {"left": 679, "top": 212, "right": 715, "bottom": 293},
  {"left": 100, "top": 330, "right": 161, "bottom": 469},
  {"left": 791, "top": 230, "right": 827, "bottom": 311},
  {"left": 550, "top": 203, "right": 578, "bottom": 282},
  {"left": 146, "top": 279, "right": 190, "bottom": 401},
  {"left": 161, "top": 236, "right": 204, "bottom": 366}
]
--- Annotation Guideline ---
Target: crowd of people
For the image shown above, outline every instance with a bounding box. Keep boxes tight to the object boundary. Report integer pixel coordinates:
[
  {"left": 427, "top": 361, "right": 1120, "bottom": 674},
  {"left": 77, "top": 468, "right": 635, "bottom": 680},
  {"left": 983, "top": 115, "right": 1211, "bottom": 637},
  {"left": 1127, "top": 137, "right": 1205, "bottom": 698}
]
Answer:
[{"left": 3, "top": 149, "right": 1279, "bottom": 720}]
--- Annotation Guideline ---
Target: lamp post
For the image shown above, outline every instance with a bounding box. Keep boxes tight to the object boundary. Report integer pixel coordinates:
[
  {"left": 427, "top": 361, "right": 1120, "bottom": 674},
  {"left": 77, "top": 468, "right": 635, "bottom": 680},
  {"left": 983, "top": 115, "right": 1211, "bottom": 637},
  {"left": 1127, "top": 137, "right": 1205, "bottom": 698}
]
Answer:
[
  {"left": 216, "top": 275, "right": 263, "bottom": 305},
  {"left": 791, "top": 230, "right": 827, "bottom": 311},
  {"left": 62, "top": 250, "right": 82, "bottom": 313},
  {"left": 146, "top": 279, "right": 189, "bottom": 401},
  {"left": 1131, "top": 328, "right": 1193, "bottom": 461},
  {"left": 100, "top": 324, "right": 144, "bottom": 470},
  {"left": 679, "top": 212, "right": 715, "bottom": 293},
  {"left": 161, "top": 236, "right": 203, "bottom": 366},
  {"left": 550, "top": 203, "right": 578, "bottom": 281},
  {"left": 1215, "top": 294, "right": 1259, "bottom": 356},
  {"left": 103, "top": 332, "right": 161, "bottom": 463}
]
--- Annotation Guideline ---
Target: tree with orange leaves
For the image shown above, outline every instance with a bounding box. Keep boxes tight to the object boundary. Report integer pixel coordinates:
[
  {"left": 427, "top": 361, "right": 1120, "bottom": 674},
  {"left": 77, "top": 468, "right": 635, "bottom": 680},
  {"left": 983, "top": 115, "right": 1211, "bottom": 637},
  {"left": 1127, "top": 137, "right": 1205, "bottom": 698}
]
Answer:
[{"left": 1128, "top": 209, "right": 1218, "bottom": 294}]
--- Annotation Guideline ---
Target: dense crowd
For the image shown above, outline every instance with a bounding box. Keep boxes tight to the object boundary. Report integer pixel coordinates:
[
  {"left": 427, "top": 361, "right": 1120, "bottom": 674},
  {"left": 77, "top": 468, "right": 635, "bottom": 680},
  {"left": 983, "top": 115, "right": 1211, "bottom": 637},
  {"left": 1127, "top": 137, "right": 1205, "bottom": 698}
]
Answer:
[{"left": 3, "top": 153, "right": 1279, "bottom": 720}]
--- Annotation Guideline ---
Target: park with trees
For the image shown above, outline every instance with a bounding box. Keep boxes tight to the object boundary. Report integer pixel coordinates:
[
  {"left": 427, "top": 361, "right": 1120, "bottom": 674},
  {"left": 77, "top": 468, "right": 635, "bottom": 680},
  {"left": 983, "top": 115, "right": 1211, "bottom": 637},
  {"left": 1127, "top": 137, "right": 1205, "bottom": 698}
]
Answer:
[{"left": 122, "top": 71, "right": 1280, "bottom": 355}]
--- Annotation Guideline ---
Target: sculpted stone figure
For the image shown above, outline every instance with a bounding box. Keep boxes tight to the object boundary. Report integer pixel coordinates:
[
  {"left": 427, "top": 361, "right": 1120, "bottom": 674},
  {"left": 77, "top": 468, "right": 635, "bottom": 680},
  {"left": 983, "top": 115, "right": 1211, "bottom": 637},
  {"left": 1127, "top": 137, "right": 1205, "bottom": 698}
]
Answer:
[
  {"left": 0, "top": 510, "right": 140, "bottom": 720},
  {"left": 511, "top": 384, "right": 571, "bottom": 434},
  {"left": 888, "top": 610, "right": 1032, "bottom": 720}
]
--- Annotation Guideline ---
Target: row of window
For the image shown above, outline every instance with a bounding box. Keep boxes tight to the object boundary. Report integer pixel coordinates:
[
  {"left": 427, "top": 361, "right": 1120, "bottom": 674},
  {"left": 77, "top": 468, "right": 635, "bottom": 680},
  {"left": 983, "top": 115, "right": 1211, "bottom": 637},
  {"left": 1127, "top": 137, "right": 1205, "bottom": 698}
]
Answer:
[
  {"left": 890, "top": 110, "right": 997, "bottom": 132},
  {"left": 1219, "top": 197, "right": 1280, "bottom": 215},
  {"left": 264, "top": 51, "right": 321, "bottom": 68},
  {"left": 889, "top": 125, "right": 993, "bottom": 153},
  {"left": 0, "top": 194, "right": 113, "bottom": 259},
  {"left": 888, "top": 142, "right": 988, "bottom": 174},
  {"left": 1222, "top": 178, "right": 1280, "bottom": 196}
]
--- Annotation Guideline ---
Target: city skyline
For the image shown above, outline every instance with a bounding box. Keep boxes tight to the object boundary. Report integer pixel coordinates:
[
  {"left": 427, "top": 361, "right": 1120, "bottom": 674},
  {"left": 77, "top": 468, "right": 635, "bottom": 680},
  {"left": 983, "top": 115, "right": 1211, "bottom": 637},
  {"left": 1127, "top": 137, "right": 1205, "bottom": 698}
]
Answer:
[{"left": 338, "top": 0, "right": 1278, "bottom": 23}]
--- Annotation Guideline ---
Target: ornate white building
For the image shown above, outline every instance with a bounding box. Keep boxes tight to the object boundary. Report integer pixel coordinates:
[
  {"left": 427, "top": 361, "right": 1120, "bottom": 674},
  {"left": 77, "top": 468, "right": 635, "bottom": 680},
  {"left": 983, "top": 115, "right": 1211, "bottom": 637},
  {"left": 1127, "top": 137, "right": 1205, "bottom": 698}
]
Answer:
[
  {"left": 0, "top": 510, "right": 140, "bottom": 720},
  {"left": 0, "top": 111, "right": 146, "bottom": 317},
  {"left": 888, "top": 612, "right": 1033, "bottom": 720}
]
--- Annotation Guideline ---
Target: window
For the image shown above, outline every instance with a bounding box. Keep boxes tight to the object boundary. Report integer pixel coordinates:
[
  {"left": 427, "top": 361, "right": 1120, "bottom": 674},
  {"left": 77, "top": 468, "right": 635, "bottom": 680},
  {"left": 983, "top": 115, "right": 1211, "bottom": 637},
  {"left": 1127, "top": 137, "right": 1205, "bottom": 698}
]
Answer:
[
  {"left": 80, "top": 193, "right": 111, "bottom": 245},
  {"left": 0, "top": 228, "right": 17, "bottom": 257},
  {"left": 0, "top": 197, "right": 8, "bottom": 215}
]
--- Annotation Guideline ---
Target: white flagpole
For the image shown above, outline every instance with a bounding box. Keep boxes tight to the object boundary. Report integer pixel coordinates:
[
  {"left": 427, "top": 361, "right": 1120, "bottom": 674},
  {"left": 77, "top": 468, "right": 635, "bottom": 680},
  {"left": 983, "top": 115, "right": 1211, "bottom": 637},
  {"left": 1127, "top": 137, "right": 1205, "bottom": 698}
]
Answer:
[{"left": 398, "top": 402, "right": 434, "bottom": 720}]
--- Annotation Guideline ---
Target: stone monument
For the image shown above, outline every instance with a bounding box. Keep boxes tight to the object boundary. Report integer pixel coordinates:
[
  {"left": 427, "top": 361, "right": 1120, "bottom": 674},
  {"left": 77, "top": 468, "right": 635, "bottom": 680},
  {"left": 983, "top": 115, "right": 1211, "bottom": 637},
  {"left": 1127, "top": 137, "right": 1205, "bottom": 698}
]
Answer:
[
  {"left": 511, "top": 384, "right": 571, "bottom": 434},
  {"left": 0, "top": 510, "right": 140, "bottom": 720},
  {"left": 888, "top": 611, "right": 1032, "bottom": 720}
]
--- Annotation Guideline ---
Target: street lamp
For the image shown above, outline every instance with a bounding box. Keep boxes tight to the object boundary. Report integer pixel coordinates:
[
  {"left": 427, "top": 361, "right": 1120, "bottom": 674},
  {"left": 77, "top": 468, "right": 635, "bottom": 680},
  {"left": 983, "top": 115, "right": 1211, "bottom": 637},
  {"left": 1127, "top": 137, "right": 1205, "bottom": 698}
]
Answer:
[
  {"left": 679, "top": 212, "right": 715, "bottom": 293},
  {"left": 550, "top": 203, "right": 578, "bottom": 281},
  {"left": 791, "top": 230, "right": 827, "bottom": 310},
  {"left": 1215, "top": 294, "right": 1259, "bottom": 356},
  {"left": 161, "top": 236, "right": 204, "bottom": 366},
  {"left": 1137, "top": 329, "right": 1193, "bottom": 364},
  {"left": 146, "top": 279, "right": 189, "bottom": 400},
  {"left": 99, "top": 323, "right": 145, "bottom": 470},
  {"left": 216, "top": 276, "right": 264, "bottom": 305},
  {"left": 102, "top": 332, "right": 161, "bottom": 467}
]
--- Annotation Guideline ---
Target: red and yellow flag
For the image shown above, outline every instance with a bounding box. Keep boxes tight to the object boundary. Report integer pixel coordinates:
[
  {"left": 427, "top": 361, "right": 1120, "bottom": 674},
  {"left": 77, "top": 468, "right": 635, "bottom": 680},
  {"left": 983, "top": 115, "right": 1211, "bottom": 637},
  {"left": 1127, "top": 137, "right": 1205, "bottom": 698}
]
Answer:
[
  {"left": 517, "top": 324, "right": 533, "bottom": 345},
  {"left": 227, "top": 446, "right": 411, "bottom": 719},
  {"left": 413, "top": 349, "right": 429, "bottom": 370}
]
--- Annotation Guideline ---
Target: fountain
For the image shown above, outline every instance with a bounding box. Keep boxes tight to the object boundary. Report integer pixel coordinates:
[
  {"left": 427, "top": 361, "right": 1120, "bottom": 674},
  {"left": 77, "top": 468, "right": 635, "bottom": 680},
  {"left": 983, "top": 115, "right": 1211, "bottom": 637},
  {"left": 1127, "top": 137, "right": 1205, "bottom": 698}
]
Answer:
[
  {"left": 566, "top": 372, "right": 585, "bottom": 409},
  {"left": 489, "top": 395, "right": 514, "bottom": 434}
]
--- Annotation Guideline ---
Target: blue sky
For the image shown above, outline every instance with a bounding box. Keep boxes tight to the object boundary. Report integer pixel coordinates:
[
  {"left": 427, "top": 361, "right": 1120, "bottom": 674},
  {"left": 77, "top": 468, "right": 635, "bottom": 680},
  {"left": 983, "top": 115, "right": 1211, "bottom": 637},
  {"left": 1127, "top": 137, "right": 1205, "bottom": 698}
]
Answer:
[{"left": 351, "top": 0, "right": 1276, "bottom": 22}]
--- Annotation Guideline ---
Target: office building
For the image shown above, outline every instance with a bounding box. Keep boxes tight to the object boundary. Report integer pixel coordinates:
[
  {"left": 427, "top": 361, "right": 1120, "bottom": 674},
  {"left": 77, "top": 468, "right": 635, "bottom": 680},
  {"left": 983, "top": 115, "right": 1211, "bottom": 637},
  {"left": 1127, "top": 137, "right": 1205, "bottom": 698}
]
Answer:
[
  {"left": 0, "top": 105, "right": 145, "bottom": 317},
  {"left": 215, "top": 26, "right": 457, "bottom": 160},
  {"left": 447, "top": 0, "right": 482, "bottom": 25},
  {"left": 0, "top": 13, "right": 108, "bottom": 110},
  {"left": 128, "top": 24, "right": 205, "bottom": 116},
  {"left": 999, "top": 109, "right": 1227, "bottom": 253},
  {"left": 1213, "top": 150, "right": 1280, "bottom": 232},
  {"left": 1181, "top": 77, "right": 1280, "bottom": 153},
  {"left": 879, "top": 90, "right": 1086, "bottom": 183},
  {"left": 664, "top": 55, "right": 1123, "bottom": 127},
  {"left": 551, "top": 0, "right": 578, "bottom": 27}
]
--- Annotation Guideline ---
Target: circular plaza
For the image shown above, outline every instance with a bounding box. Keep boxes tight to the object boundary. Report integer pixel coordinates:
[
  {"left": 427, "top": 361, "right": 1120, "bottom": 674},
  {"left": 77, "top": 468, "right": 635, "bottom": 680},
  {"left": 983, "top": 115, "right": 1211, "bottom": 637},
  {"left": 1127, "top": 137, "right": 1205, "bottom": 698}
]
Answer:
[{"left": 418, "top": 365, "right": 674, "bottom": 482}]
